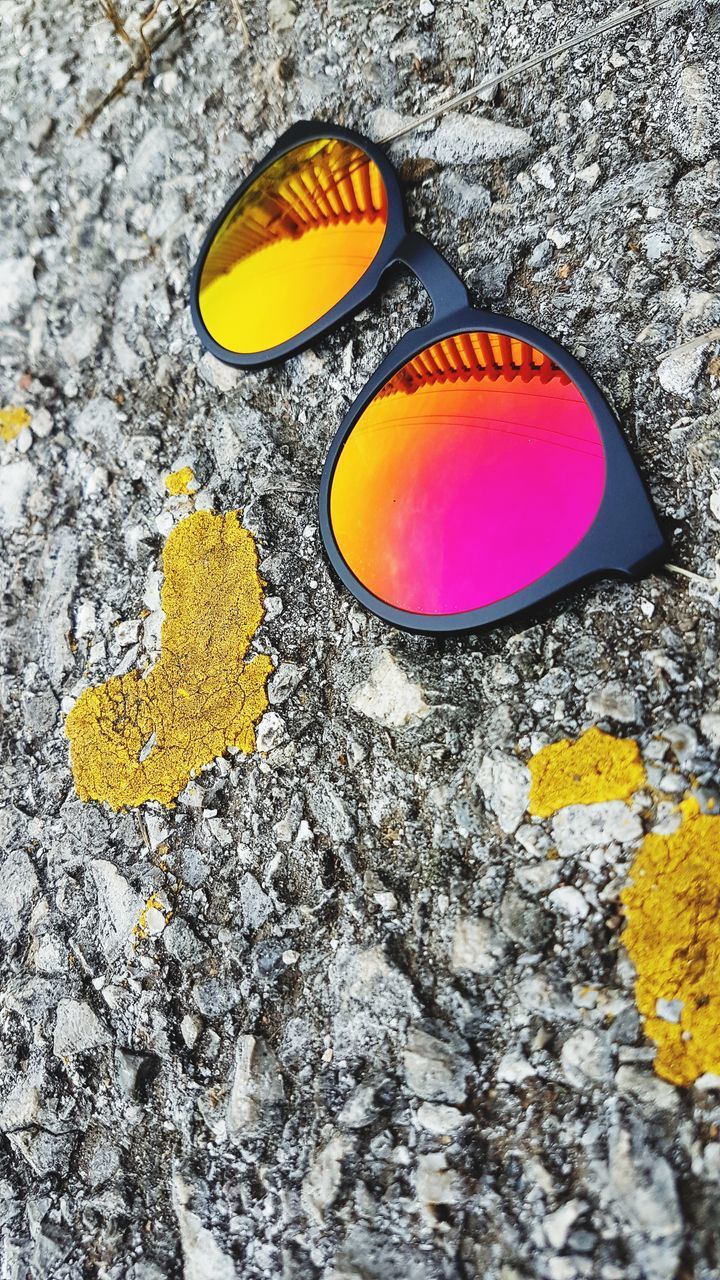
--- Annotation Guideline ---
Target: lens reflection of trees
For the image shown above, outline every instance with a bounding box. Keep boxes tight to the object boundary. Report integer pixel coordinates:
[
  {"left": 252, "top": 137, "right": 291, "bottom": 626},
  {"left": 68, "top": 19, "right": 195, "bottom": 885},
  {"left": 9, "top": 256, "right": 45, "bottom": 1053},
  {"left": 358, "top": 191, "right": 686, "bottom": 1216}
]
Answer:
[
  {"left": 378, "top": 333, "right": 571, "bottom": 400},
  {"left": 202, "top": 140, "right": 387, "bottom": 287}
]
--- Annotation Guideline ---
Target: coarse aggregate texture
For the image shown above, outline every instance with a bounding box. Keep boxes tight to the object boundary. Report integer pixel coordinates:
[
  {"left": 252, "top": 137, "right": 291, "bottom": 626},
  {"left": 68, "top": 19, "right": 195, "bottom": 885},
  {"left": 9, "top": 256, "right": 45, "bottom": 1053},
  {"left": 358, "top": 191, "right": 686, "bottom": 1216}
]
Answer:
[{"left": 1, "top": 1, "right": 720, "bottom": 1278}]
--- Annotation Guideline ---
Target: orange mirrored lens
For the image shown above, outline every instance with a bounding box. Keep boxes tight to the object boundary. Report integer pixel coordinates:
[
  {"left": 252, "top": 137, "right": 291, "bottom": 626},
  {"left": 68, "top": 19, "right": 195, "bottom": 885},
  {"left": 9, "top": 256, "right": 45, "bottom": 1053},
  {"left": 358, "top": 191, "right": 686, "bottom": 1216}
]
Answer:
[{"left": 198, "top": 139, "right": 388, "bottom": 355}]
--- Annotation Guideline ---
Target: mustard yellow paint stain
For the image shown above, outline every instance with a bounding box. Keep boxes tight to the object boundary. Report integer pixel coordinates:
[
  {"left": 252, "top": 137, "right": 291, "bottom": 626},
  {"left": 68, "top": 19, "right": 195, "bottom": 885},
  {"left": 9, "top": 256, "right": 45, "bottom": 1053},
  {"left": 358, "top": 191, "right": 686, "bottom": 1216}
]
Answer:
[
  {"left": 622, "top": 810, "right": 720, "bottom": 1086},
  {"left": 0, "top": 405, "right": 30, "bottom": 442},
  {"left": 528, "top": 726, "right": 647, "bottom": 817},
  {"left": 66, "top": 510, "right": 272, "bottom": 810},
  {"left": 165, "top": 466, "right": 196, "bottom": 496}
]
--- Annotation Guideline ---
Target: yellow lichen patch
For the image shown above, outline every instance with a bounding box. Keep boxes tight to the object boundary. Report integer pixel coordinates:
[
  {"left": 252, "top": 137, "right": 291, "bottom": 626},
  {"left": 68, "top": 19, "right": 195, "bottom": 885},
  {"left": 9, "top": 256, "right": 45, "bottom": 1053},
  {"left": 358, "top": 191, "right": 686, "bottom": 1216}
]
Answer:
[
  {"left": 622, "top": 811, "right": 720, "bottom": 1086},
  {"left": 0, "top": 405, "right": 31, "bottom": 442},
  {"left": 134, "top": 893, "right": 171, "bottom": 940},
  {"left": 528, "top": 726, "right": 646, "bottom": 817},
  {"left": 165, "top": 466, "right": 196, "bottom": 496},
  {"left": 66, "top": 510, "right": 272, "bottom": 809}
]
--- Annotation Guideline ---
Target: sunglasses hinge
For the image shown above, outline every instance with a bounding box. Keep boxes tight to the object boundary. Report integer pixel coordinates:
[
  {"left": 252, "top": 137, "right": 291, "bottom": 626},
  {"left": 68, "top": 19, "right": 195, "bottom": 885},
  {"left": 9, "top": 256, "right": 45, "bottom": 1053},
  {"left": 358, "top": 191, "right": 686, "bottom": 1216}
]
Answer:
[{"left": 395, "top": 231, "right": 471, "bottom": 320}]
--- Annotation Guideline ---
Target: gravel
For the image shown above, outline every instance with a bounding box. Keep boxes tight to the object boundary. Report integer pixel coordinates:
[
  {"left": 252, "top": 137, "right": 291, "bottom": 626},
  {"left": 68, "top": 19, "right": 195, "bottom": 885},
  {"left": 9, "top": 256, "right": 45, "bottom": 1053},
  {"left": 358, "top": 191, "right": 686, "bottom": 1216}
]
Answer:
[{"left": 1, "top": 0, "right": 719, "bottom": 1277}]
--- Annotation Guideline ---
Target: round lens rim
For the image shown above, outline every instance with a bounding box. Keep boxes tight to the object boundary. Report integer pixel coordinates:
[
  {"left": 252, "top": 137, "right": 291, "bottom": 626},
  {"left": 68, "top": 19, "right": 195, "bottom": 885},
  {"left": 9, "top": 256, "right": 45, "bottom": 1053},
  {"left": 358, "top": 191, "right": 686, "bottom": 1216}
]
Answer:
[
  {"left": 319, "top": 309, "right": 667, "bottom": 635},
  {"left": 190, "top": 122, "right": 406, "bottom": 367}
]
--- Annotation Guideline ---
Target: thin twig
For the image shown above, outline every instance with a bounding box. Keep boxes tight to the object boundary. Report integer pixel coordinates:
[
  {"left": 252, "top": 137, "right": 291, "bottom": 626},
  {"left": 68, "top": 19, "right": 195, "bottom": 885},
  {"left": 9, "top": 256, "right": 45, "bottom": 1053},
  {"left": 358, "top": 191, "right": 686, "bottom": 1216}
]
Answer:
[
  {"left": 78, "top": 0, "right": 207, "bottom": 134},
  {"left": 98, "top": 0, "right": 134, "bottom": 50},
  {"left": 378, "top": 0, "right": 678, "bottom": 145},
  {"left": 657, "top": 328, "right": 720, "bottom": 362},
  {"left": 228, "top": 0, "right": 250, "bottom": 46},
  {"left": 665, "top": 562, "right": 720, "bottom": 588},
  {"left": 139, "top": 0, "right": 166, "bottom": 74}
]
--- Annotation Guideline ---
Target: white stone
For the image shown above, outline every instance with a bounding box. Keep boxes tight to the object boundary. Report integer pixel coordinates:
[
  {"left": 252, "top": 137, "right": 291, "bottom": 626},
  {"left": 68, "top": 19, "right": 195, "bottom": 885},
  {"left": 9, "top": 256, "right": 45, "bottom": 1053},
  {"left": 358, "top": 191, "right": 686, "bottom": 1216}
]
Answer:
[
  {"left": 385, "top": 110, "right": 530, "bottom": 165},
  {"left": 586, "top": 684, "right": 640, "bottom": 723},
  {"left": 337, "top": 1085, "right": 377, "bottom": 1129},
  {"left": 415, "top": 1152, "right": 462, "bottom": 1224},
  {"left": 145, "top": 813, "right": 169, "bottom": 850},
  {"left": 689, "top": 227, "right": 719, "bottom": 266},
  {"left": 615, "top": 1066, "right": 677, "bottom": 1111},
  {"left": 54, "top": 999, "right": 112, "bottom": 1058},
  {"left": 268, "top": 662, "right": 305, "bottom": 705},
  {"left": 477, "top": 753, "right": 531, "bottom": 833},
  {"left": 181, "top": 1014, "right": 202, "bottom": 1049},
  {"left": 671, "top": 64, "right": 713, "bottom": 162},
  {"left": 0, "top": 255, "right": 36, "bottom": 320},
  {"left": 199, "top": 352, "right": 241, "bottom": 391},
  {"left": 451, "top": 915, "right": 504, "bottom": 974},
  {"left": 75, "top": 600, "right": 96, "bottom": 639},
  {"left": 700, "top": 711, "right": 720, "bottom": 748},
  {"left": 403, "top": 1028, "right": 469, "bottom": 1104},
  {"left": 330, "top": 946, "right": 420, "bottom": 1055},
  {"left": 561, "top": 1028, "right": 613, "bottom": 1089},
  {"left": 656, "top": 997, "right": 683, "bottom": 1024},
  {"left": 301, "top": 1133, "right": 348, "bottom": 1224},
  {"left": 172, "top": 1170, "right": 237, "bottom": 1280},
  {"left": 31, "top": 407, "right": 53, "bottom": 438},
  {"left": 496, "top": 1052, "right": 536, "bottom": 1085},
  {"left": 694, "top": 1073, "right": 720, "bottom": 1091},
  {"left": 657, "top": 346, "right": 704, "bottom": 396},
  {"left": 0, "top": 459, "right": 34, "bottom": 532},
  {"left": 605, "top": 1126, "right": 682, "bottom": 1251},
  {"left": 543, "top": 1199, "right": 585, "bottom": 1249},
  {"left": 0, "top": 848, "right": 40, "bottom": 944},
  {"left": 227, "top": 1035, "right": 284, "bottom": 1137},
  {"left": 552, "top": 801, "right": 643, "bottom": 856},
  {"left": 416, "top": 1102, "right": 465, "bottom": 1134},
  {"left": 255, "top": 711, "right": 287, "bottom": 752},
  {"left": 548, "top": 885, "right": 590, "bottom": 920},
  {"left": 143, "top": 906, "right": 166, "bottom": 936},
  {"left": 73, "top": 395, "right": 121, "bottom": 455},
  {"left": 532, "top": 159, "right": 556, "bottom": 189},
  {"left": 349, "top": 649, "right": 430, "bottom": 728},
  {"left": 238, "top": 873, "right": 272, "bottom": 931},
  {"left": 90, "top": 860, "right": 144, "bottom": 960},
  {"left": 577, "top": 161, "right": 601, "bottom": 187}
]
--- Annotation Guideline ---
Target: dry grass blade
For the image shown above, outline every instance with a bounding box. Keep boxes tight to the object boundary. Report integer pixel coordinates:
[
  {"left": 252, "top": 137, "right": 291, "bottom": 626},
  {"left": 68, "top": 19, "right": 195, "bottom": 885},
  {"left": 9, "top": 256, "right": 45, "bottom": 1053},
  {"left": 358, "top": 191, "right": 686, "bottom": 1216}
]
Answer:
[
  {"left": 657, "top": 329, "right": 720, "bottom": 362},
  {"left": 378, "top": 0, "right": 678, "bottom": 145},
  {"left": 665, "top": 562, "right": 720, "bottom": 588},
  {"left": 228, "top": 0, "right": 250, "bottom": 46},
  {"left": 78, "top": 0, "right": 207, "bottom": 134},
  {"left": 139, "top": 1, "right": 166, "bottom": 74},
  {"left": 98, "top": 0, "right": 134, "bottom": 49}
]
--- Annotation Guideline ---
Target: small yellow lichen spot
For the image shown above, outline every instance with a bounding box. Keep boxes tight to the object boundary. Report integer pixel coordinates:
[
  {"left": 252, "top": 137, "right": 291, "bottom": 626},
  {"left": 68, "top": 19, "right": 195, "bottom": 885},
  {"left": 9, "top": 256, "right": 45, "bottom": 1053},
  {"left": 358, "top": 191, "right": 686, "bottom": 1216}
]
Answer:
[
  {"left": 65, "top": 510, "right": 272, "bottom": 809},
  {"left": 528, "top": 726, "right": 646, "bottom": 817},
  {"left": 165, "top": 466, "right": 196, "bottom": 496},
  {"left": 134, "top": 892, "right": 171, "bottom": 940},
  {"left": 0, "top": 405, "right": 31, "bottom": 442},
  {"left": 622, "top": 811, "right": 720, "bottom": 1086}
]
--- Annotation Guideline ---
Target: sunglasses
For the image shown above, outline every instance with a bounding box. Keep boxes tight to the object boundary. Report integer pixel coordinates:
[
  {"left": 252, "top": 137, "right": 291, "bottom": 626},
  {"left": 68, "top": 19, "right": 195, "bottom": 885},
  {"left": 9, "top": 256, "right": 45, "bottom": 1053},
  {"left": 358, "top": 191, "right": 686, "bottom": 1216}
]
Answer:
[{"left": 190, "top": 121, "right": 668, "bottom": 635}]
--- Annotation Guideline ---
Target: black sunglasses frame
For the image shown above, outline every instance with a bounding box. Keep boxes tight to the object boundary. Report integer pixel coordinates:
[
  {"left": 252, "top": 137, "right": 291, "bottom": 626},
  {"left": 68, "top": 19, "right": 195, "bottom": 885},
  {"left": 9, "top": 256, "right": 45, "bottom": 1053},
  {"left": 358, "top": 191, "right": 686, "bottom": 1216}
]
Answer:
[{"left": 190, "top": 120, "right": 668, "bottom": 636}]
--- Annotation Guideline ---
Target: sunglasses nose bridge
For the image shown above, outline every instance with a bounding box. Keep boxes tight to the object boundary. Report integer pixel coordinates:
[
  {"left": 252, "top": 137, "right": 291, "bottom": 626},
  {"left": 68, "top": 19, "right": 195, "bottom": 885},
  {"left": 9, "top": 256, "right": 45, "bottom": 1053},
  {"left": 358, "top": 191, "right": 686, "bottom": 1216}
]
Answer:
[{"left": 394, "top": 231, "right": 470, "bottom": 320}]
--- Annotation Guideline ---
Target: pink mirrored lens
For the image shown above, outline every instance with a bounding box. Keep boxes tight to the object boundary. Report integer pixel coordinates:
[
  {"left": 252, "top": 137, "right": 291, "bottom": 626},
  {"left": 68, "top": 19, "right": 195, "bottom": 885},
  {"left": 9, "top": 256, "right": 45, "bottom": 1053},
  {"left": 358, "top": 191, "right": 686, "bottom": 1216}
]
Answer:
[{"left": 329, "top": 331, "right": 606, "bottom": 616}]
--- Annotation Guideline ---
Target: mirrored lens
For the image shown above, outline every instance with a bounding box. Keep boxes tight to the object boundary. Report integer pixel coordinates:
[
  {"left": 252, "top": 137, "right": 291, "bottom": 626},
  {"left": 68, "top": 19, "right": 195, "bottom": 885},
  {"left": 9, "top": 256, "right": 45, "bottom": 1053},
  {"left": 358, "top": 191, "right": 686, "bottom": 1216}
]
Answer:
[
  {"left": 198, "top": 138, "right": 388, "bottom": 355},
  {"left": 329, "top": 332, "right": 606, "bottom": 616}
]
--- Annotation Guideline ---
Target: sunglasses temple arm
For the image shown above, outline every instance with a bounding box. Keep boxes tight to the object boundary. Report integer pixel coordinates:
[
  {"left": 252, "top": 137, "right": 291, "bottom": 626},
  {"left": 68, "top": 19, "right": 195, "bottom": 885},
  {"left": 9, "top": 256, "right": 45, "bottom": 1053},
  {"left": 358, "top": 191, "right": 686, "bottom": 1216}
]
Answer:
[{"left": 394, "top": 231, "right": 471, "bottom": 321}]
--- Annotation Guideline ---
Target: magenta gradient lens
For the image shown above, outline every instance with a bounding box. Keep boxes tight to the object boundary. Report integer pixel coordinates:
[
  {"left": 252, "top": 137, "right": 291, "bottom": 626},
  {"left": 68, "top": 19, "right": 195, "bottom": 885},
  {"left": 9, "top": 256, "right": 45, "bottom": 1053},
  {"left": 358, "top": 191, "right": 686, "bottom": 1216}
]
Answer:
[{"left": 328, "top": 331, "right": 607, "bottom": 616}]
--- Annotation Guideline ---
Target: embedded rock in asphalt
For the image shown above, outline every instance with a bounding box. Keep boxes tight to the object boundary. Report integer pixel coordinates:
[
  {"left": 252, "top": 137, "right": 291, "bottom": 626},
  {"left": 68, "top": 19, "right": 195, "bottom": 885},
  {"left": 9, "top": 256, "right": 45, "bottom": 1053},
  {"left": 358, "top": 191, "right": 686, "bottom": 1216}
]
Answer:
[{"left": 1, "top": 0, "right": 719, "bottom": 1277}]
